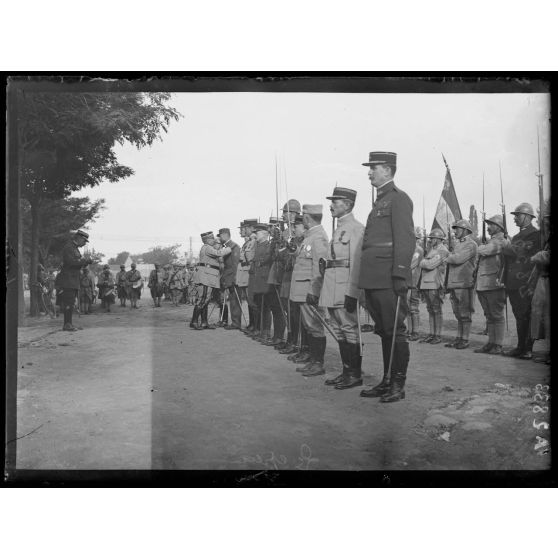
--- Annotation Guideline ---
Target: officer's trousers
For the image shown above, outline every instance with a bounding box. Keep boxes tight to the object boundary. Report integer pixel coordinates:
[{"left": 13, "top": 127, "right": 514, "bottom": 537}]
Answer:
[
  {"left": 507, "top": 288, "right": 534, "bottom": 351},
  {"left": 408, "top": 287, "right": 420, "bottom": 317},
  {"left": 449, "top": 288, "right": 474, "bottom": 323},
  {"left": 300, "top": 303, "right": 325, "bottom": 338},
  {"left": 254, "top": 292, "right": 272, "bottom": 335},
  {"left": 477, "top": 289, "right": 506, "bottom": 346},
  {"left": 327, "top": 306, "right": 359, "bottom": 344},
  {"left": 265, "top": 287, "right": 286, "bottom": 339},
  {"left": 227, "top": 285, "right": 242, "bottom": 328}
]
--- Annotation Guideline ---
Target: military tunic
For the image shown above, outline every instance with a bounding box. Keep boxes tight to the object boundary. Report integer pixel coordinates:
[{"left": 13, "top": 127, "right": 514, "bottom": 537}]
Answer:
[
  {"left": 291, "top": 224, "right": 329, "bottom": 338},
  {"left": 197, "top": 244, "right": 231, "bottom": 289},
  {"left": 530, "top": 248, "right": 550, "bottom": 341},
  {"left": 236, "top": 238, "right": 255, "bottom": 288},
  {"left": 57, "top": 239, "right": 90, "bottom": 309},
  {"left": 222, "top": 239, "right": 242, "bottom": 328},
  {"left": 408, "top": 243, "right": 424, "bottom": 320},
  {"left": 445, "top": 235, "right": 477, "bottom": 324}
]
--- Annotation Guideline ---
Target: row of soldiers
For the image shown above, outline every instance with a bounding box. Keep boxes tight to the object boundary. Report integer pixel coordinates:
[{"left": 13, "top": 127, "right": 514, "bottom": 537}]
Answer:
[
  {"left": 408, "top": 203, "right": 550, "bottom": 361},
  {"left": 186, "top": 151, "right": 551, "bottom": 403}
]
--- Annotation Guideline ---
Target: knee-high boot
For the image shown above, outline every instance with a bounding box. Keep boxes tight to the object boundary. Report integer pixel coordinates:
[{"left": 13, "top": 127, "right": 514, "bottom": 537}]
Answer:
[
  {"left": 335, "top": 343, "right": 363, "bottom": 390},
  {"left": 360, "top": 336, "right": 391, "bottom": 397}
]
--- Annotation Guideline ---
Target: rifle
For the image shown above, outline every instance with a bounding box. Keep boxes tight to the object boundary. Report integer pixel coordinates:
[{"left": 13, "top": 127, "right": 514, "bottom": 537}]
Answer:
[
  {"left": 473, "top": 174, "right": 486, "bottom": 288},
  {"left": 498, "top": 161, "right": 509, "bottom": 332},
  {"left": 536, "top": 127, "right": 545, "bottom": 247},
  {"left": 417, "top": 197, "right": 426, "bottom": 290}
]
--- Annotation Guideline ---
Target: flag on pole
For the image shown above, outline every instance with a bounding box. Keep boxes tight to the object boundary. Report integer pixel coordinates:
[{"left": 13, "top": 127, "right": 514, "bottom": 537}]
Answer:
[{"left": 431, "top": 154, "right": 462, "bottom": 232}]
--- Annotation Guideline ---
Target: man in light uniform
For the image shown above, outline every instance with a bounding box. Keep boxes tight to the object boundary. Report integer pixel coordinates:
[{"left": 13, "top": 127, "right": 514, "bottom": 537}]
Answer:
[
  {"left": 444, "top": 219, "right": 478, "bottom": 349},
  {"left": 126, "top": 262, "right": 143, "bottom": 309},
  {"left": 320, "top": 187, "right": 365, "bottom": 390},
  {"left": 418, "top": 228, "right": 448, "bottom": 344},
  {"left": 190, "top": 231, "right": 231, "bottom": 330},
  {"left": 474, "top": 215, "right": 509, "bottom": 354},
  {"left": 408, "top": 227, "right": 425, "bottom": 341},
  {"left": 291, "top": 204, "right": 329, "bottom": 377},
  {"left": 116, "top": 264, "right": 128, "bottom": 307}
]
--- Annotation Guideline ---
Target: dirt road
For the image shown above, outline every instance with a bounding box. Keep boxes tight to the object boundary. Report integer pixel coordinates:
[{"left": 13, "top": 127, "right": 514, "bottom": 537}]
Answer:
[{"left": 12, "top": 295, "right": 551, "bottom": 472}]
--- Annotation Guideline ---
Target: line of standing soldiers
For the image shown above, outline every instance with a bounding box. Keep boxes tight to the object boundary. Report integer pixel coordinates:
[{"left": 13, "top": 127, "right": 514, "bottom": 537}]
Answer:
[
  {"left": 408, "top": 202, "right": 549, "bottom": 361},
  {"left": 189, "top": 151, "right": 417, "bottom": 403}
]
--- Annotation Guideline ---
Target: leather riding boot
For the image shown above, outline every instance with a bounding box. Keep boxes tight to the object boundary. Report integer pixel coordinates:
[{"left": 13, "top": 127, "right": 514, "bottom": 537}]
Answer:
[
  {"left": 291, "top": 347, "right": 311, "bottom": 363},
  {"left": 335, "top": 343, "right": 363, "bottom": 390},
  {"left": 325, "top": 341, "right": 350, "bottom": 385},
  {"left": 302, "top": 337, "right": 326, "bottom": 376},
  {"left": 380, "top": 342, "right": 408, "bottom": 402},
  {"left": 380, "top": 372, "right": 406, "bottom": 402},
  {"left": 190, "top": 306, "right": 202, "bottom": 329},
  {"left": 360, "top": 337, "right": 390, "bottom": 397},
  {"left": 296, "top": 336, "right": 316, "bottom": 372},
  {"left": 201, "top": 305, "right": 215, "bottom": 329},
  {"left": 279, "top": 343, "right": 298, "bottom": 355}
]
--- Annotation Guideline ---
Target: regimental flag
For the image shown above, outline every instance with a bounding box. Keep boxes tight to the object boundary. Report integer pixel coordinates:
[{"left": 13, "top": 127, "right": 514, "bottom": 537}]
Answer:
[{"left": 431, "top": 154, "right": 462, "bottom": 233}]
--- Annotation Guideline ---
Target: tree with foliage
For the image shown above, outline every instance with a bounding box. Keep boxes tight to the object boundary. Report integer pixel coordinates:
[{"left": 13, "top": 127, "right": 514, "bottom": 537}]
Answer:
[
  {"left": 17, "top": 88, "right": 181, "bottom": 315},
  {"left": 132, "top": 244, "right": 182, "bottom": 266},
  {"left": 108, "top": 251, "right": 131, "bottom": 266}
]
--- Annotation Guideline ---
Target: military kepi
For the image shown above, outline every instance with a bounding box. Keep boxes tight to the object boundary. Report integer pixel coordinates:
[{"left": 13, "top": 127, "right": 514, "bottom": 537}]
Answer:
[
  {"left": 302, "top": 204, "right": 323, "bottom": 214},
  {"left": 218, "top": 227, "right": 230, "bottom": 236},
  {"left": 200, "top": 231, "right": 214, "bottom": 240},
  {"left": 326, "top": 186, "right": 357, "bottom": 202},
  {"left": 362, "top": 151, "right": 397, "bottom": 167},
  {"left": 252, "top": 222, "right": 268, "bottom": 231}
]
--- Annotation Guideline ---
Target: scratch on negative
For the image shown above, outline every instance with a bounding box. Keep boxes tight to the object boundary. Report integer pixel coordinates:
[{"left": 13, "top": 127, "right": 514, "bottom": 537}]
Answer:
[{"left": 5, "top": 422, "right": 46, "bottom": 446}]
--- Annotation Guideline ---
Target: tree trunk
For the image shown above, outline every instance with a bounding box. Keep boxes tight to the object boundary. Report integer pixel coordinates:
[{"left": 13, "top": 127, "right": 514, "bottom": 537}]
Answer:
[{"left": 29, "top": 196, "right": 41, "bottom": 316}]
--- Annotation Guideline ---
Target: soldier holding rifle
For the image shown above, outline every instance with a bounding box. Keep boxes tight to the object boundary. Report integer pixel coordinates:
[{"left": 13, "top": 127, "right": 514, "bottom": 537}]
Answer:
[{"left": 407, "top": 227, "right": 424, "bottom": 341}]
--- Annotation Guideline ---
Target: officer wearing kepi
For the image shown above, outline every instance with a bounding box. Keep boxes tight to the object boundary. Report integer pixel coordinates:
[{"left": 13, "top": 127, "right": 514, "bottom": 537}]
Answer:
[
  {"left": 57, "top": 229, "right": 92, "bottom": 331},
  {"left": 444, "top": 219, "right": 478, "bottom": 349},
  {"left": 320, "top": 186, "right": 365, "bottom": 390},
  {"left": 502, "top": 202, "right": 541, "bottom": 359},
  {"left": 217, "top": 227, "right": 242, "bottom": 330},
  {"left": 358, "top": 152, "right": 415, "bottom": 403}
]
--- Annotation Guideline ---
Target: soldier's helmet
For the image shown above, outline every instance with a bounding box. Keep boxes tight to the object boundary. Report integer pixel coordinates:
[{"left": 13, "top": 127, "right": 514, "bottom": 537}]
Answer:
[
  {"left": 414, "top": 226, "right": 423, "bottom": 239},
  {"left": 428, "top": 228, "right": 445, "bottom": 240},
  {"left": 510, "top": 202, "right": 536, "bottom": 217},
  {"left": 452, "top": 219, "right": 473, "bottom": 233},
  {"left": 103, "top": 264, "right": 110, "bottom": 270},
  {"left": 283, "top": 199, "right": 301, "bottom": 214},
  {"left": 485, "top": 214, "right": 505, "bottom": 230}
]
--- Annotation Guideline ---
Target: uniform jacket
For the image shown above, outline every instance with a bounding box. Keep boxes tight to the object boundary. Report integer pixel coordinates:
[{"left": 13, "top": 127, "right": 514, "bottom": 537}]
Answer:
[
  {"left": 419, "top": 243, "right": 449, "bottom": 290},
  {"left": 197, "top": 243, "right": 231, "bottom": 288},
  {"left": 531, "top": 248, "right": 550, "bottom": 278},
  {"left": 319, "top": 212, "right": 365, "bottom": 308},
  {"left": 410, "top": 243, "right": 424, "bottom": 289},
  {"left": 221, "top": 239, "right": 240, "bottom": 288},
  {"left": 290, "top": 224, "right": 329, "bottom": 302},
  {"left": 252, "top": 239, "right": 273, "bottom": 294},
  {"left": 79, "top": 271, "right": 95, "bottom": 299},
  {"left": 236, "top": 238, "right": 255, "bottom": 287},
  {"left": 56, "top": 240, "right": 90, "bottom": 289},
  {"left": 126, "top": 268, "right": 143, "bottom": 289},
  {"left": 116, "top": 270, "right": 128, "bottom": 286},
  {"left": 97, "top": 270, "right": 115, "bottom": 288},
  {"left": 168, "top": 268, "right": 184, "bottom": 290},
  {"left": 279, "top": 237, "right": 302, "bottom": 299},
  {"left": 476, "top": 231, "right": 508, "bottom": 291},
  {"left": 148, "top": 268, "right": 165, "bottom": 288},
  {"left": 503, "top": 223, "right": 540, "bottom": 290},
  {"left": 358, "top": 181, "right": 415, "bottom": 289},
  {"left": 445, "top": 235, "right": 478, "bottom": 289}
]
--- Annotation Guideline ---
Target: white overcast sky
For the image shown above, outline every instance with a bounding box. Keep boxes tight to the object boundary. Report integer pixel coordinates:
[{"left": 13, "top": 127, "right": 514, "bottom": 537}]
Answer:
[{"left": 76, "top": 92, "right": 550, "bottom": 261}]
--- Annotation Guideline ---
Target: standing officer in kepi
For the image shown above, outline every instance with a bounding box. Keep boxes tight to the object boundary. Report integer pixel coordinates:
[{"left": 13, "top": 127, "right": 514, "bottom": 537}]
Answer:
[
  {"left": 320, "top": 187, "right": 365, "bottom": 390},
  {"left": 148, "top": 262, "right": 165, "bottom": 307},
  {"left": 407, "top": 227, "right": 425, "bottom": 341},
  {"left": 474, "top": 214, "right": 509, "bottom": 355},
  {"left": 444, "top": 219, "right": 478, "bottom": 349},
  {"left": 57, "top": 229, "right": 92, "bottom": 331},
  {"left": 358, "top": 152, "right": 415, "bottom": 403},
  {"left": 418, "top": 228, "right": 448, "bottom": 344},
  {"left": 237, "top": 219, "right": 258, "bottom": 332},
  {"left": 291, "top": 204, "right": 329, "bottom": 377},
  {"left": 250, "top": 223, "right": 273, "bottom": 341},
  {"left": 218, "top": 227, "right": 242, "bottom": 330},
  {"left": 502, "top": 203, "right": 541, "bottom": 359},
  {"left": 190, "top": 231, "right": 231, "bottom": 330}
]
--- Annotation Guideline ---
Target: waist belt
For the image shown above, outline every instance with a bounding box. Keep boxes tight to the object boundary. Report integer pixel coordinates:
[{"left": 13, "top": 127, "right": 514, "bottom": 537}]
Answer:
[
  {"left": 203, "top": 263, "right": 220, "bottom": 270},
  {"left": 369, "top": 242, "right": 393, "bottom": 247},
  {"left": 325, "top": 259, "right": 350, "bottom": 269}
]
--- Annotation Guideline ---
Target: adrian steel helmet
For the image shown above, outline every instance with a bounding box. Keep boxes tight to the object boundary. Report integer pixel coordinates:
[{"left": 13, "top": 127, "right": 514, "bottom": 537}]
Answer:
[
  {"left": 510, "top": 202, "right": 536, "bottom": 218},
  {"left": 428, "top": 228, "right": 445, "bottom": 240},
  {"left": 485, "top": 214, "right": 505, "bottom": 230},
  {"left": 452, "top": 219, "right": 473, "bottom": 233}
]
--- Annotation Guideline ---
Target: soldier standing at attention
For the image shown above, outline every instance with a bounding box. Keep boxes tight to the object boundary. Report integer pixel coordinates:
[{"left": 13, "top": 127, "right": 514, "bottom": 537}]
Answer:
[
  {"left": 250, "top": 223, "right": 273, "bottom": 341},
  {"left": 116, "top": 264, "right": 128, "bottom": 307},
  {"left": 126, "top": 262, "right": 143, "bottom": 309},
  {"left": 444, "top": 219, "right": 478, "bottom": 349},
  {"left": 277, "top": 200, "right": 302, "bottom": 353},
  {"left": 218, "top": 227, "right": 242, "bottom": 330},
  {"left": 238, "top": 219, "right": 258, "bottom": 333},
  {"left": 57, "top": 229, "right": 92, "bottom": 331},
  {"left": 502, "top": 203, "right": 541, "bottom": 360},
  {"left": 148, "top": 263, "right": 165, "bottom": 307},
  {"left": 291, "top": 204, "right": 329, "bottom": 377},
  {"left": 97, "top": 264, "right": 116, "bottom": 312},
  {"left": 168, "top": 262, "right": 184, "bottom": 307},
  {"left": 244, "top": 222, "right": 259, "bottom": 335},
  {"left": 474, "top": 215, "right": 509, "bottom": 355},
  {"left": 79, "top": 265, "right": 95, "bottom": 314},
  {"left": 320, "top": 187, "right": 365, "bottom": 390},
  {"left": 190, "top": 231, "right": 231, "bottom": 330},
  {"left": 284, "top": 215, "right": 311, "bottom": 362},
  {"left": 358, "top": 152, "right": 415, "bottom": 403},
  {"left": 407, "top": 227, "right": 425, "bottom": 341},
  {"left": 418, "top": 228, "right": 448, "bottom": 345}
]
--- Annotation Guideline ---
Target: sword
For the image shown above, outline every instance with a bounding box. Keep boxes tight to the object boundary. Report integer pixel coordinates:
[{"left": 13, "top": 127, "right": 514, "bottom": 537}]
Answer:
[
  {"left": 386, "top": 295, "right": 401, "bottom": 384},
  {"left": 356, "top": 302, "right": 363, "bottom": 356},
  {"left": 220, "top": 288, "right": 227, "bottom": 322},
  {"left": 307, "top": 303, "right": 340, "bottom": 342},
  {"left": 233, "top": 286, "right": 248, "bottom": 326}
]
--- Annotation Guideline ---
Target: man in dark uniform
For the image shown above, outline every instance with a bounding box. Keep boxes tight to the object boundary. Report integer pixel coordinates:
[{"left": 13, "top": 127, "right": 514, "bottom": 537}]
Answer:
[
  {"left": 357, "top": 152, "right": 415, "bottom": 403},
  {"left": 57, "top": 229, "right": 92, "bottom": 331},
  {"left": 250, "top": 223, "right": 273, "bottom": 341},
  {"left": 502, "top": 203, "right": 541, "bottom": 359},
  {"left": 218, "top": 227, "right": 242, "bottom": 330}
]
